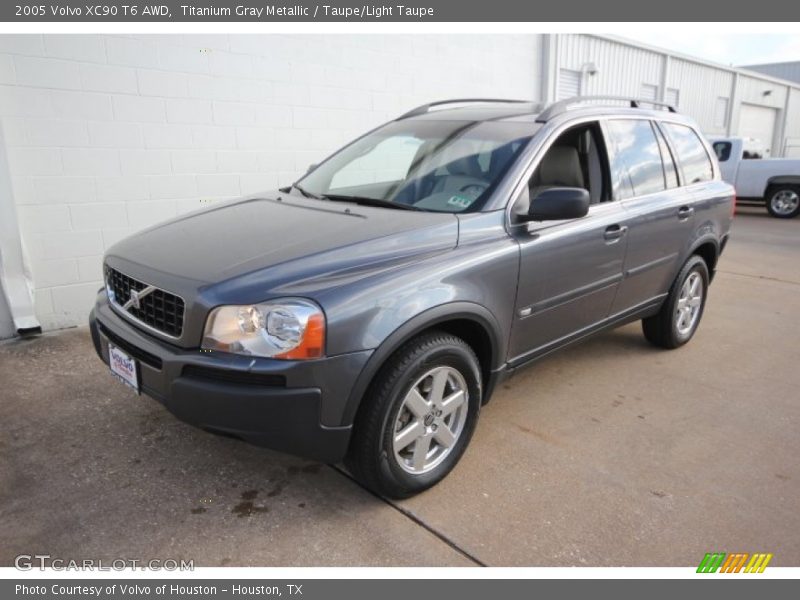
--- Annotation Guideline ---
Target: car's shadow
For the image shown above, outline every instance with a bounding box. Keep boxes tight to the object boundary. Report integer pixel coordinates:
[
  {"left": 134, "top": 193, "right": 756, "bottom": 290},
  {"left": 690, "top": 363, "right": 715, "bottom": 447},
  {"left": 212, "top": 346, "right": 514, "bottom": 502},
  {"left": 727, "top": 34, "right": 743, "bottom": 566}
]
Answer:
[{"left": 734, "top": 205, "right": 770, "bottom": 219}]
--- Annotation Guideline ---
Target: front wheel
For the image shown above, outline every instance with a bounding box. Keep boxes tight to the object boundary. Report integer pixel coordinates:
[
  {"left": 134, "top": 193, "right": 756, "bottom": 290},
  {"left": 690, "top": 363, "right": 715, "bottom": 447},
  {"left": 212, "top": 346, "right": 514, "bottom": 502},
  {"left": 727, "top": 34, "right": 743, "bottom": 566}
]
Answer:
[
  {"left": 766, "top": 185, "right": 800, "bottom": 219},
  {"left": 345, "top": 331, "right": 482, "bottom": 499},
  {"left": 642, "top": 255, "right": 709, "bottom": 349}
]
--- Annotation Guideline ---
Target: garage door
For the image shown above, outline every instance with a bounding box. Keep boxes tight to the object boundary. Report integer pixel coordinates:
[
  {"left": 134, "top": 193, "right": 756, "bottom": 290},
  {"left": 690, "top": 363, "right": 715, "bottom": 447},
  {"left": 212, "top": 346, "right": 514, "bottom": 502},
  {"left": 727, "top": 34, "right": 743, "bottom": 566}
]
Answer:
[{"left": 738, "top": 104, "right": 778, "bottom": 156}]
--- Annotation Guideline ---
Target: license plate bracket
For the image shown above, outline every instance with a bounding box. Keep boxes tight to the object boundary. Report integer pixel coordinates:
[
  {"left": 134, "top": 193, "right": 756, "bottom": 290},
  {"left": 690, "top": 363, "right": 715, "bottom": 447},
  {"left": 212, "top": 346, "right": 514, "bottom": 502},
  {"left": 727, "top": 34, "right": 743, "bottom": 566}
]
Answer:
[{"left": 109, "top": 344, "right": 140, "bottom": 395}]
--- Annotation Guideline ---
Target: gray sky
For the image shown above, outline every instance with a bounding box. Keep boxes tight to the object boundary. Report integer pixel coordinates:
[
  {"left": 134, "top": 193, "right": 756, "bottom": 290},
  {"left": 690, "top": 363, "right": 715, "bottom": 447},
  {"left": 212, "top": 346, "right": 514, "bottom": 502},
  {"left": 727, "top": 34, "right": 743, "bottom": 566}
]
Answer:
[{"left": 620, "top": 34, "right": 800, "bottom": 67}]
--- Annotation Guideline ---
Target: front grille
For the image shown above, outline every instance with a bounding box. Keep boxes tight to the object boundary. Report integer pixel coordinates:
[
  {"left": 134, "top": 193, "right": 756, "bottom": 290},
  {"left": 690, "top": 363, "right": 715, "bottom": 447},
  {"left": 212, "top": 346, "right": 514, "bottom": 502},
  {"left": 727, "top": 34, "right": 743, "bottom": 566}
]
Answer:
[{"left": 105, "top": 266, "right": 185, "bottom": 338}]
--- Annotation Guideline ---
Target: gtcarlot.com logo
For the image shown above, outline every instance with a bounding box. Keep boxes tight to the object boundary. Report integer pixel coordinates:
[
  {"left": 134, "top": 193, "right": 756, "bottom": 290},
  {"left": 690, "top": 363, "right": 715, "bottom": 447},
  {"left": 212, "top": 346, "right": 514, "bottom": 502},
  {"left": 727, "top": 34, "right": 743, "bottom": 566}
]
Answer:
[
  {"left": 697, "top": 552, "right": 773, "bottom": 573},
  {"left": 14, "top": 554, "right": 194, "bottom": 571}
]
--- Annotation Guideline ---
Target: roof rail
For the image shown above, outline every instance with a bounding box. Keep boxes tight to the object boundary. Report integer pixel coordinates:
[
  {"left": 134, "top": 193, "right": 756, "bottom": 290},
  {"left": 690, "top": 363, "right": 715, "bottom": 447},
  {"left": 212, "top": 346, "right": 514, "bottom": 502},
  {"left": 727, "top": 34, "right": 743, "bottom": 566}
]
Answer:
[
  {"left": 536, "top": 95, "right": 678, "bottom": 123},
  {"left": 398, "top": 98, "right": 532, "bottom": 119}
]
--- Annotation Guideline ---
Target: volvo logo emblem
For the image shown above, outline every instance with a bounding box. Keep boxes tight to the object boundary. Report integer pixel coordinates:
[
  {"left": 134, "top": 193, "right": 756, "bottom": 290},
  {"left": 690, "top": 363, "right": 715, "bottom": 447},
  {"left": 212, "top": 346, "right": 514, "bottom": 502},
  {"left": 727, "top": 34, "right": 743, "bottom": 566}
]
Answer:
[
  {"left": 123, "top": 285, "right": 155, "bottom": 311},
  {"left": 130, "top": 289, "right": 142, "bottom": 309}
]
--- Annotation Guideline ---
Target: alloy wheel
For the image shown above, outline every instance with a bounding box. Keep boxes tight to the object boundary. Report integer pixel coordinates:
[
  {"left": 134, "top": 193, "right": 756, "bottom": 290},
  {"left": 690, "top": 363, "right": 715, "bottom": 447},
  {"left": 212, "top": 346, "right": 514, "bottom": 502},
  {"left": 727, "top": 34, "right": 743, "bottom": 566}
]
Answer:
[
  {"left": 770, "top": 190, "right": 800, "bottom": 216},
  {"left": 675, "top": 271, "right": 704, "bottom": 336},
  {"left": 392, "top": 366, "right": 469, "bottom": 475}
]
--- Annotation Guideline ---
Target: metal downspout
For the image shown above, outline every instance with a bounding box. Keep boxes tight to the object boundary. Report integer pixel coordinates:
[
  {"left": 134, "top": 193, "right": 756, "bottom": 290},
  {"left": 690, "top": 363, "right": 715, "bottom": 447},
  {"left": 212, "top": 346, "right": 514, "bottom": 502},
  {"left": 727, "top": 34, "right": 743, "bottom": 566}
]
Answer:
[{"left": 0, "top": 120, "right": 42, "bottom": 338}]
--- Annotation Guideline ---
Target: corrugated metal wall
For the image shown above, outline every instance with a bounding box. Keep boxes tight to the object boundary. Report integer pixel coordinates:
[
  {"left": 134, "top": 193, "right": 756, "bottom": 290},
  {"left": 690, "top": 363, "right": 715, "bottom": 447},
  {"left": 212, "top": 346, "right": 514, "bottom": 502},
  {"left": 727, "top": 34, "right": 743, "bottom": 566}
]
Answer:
[
  {"left": 783, "top": 88, "right": 800, "bottom": 157},
  {"left": 555, "top": 35, "right": 800, "bottom": 156},
  {"left": 736, "top": 74, "right": 788, "bottom": 109},
  {"left": 558, "top": 34, "right": 663, "bottom": 99},
  {"left": 667, "top": 59, "right": 734, "bottom": 134}
]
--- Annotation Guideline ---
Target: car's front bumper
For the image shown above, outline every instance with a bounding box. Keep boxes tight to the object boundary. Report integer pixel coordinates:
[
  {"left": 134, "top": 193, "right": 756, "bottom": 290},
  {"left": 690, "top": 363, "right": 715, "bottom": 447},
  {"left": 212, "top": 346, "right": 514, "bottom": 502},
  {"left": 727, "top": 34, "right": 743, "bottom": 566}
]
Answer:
[{"left": 89, "top": 292, "right": 372, "bottom": 463}]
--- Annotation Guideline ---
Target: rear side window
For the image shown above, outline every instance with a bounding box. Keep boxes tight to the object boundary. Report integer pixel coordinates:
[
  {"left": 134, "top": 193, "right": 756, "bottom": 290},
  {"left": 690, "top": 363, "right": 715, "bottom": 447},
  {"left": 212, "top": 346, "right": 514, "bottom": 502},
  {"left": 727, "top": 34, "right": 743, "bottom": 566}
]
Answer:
[
  {"left": 662, "top": 123, "right": 714, "bottom": 184},
  {"left": 605, "top": 119, "right": 666, "bottom": 200},
  {"left": 654, "top": 125, "right": 679, "bottom": 188}
]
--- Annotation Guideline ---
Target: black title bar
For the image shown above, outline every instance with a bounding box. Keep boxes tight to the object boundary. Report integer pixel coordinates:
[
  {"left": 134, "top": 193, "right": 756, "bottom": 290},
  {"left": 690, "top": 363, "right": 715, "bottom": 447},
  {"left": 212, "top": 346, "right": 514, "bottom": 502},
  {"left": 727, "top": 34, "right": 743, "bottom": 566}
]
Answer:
[{"left": 3, "top": 0, "right": 800, "bottom": 22}]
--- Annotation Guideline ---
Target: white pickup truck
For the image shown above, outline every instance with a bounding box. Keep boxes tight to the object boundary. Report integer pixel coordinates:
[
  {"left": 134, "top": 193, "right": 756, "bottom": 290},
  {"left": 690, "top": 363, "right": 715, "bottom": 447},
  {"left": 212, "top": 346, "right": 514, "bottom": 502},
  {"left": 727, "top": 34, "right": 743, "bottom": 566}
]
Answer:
[{"left": 709, "top": 136, "right": 800, "bottom": 218}]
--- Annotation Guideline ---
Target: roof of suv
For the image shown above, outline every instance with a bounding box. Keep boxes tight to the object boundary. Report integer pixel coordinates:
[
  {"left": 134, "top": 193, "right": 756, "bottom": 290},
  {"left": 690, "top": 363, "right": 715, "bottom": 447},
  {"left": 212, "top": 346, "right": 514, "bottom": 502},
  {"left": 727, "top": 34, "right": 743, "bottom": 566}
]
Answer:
[{"left": 400, "top": 97, "right": 695, "bottom": 127}]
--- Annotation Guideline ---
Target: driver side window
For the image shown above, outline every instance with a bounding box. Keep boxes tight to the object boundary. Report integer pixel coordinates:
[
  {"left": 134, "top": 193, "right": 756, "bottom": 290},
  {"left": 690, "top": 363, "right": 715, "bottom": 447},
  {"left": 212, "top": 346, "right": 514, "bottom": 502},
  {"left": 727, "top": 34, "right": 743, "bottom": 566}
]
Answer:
[{"left": 513, "top": 121, "right": 609, "bottom": 218}]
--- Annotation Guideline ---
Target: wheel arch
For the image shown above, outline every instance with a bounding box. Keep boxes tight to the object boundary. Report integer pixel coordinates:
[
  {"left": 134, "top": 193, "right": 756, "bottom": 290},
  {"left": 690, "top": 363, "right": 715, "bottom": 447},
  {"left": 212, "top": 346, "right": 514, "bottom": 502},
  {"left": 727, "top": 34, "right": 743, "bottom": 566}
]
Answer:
[
  {"left": 765, "top": 177, "right": 800, "bottom": 192},
  {"left": 341, "top": 302, "right": 505, "bottom": 426},
  {"left": 690, "top": 238, "right": 720, "bottom": 278}
]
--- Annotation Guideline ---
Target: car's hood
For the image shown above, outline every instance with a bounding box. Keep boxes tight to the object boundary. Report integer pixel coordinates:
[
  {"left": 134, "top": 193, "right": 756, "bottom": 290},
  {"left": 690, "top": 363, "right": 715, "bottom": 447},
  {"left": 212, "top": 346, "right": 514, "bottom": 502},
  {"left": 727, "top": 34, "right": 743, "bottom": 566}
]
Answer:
[{"left": 106, "top": 194, "right": 458, "bottom": 291}]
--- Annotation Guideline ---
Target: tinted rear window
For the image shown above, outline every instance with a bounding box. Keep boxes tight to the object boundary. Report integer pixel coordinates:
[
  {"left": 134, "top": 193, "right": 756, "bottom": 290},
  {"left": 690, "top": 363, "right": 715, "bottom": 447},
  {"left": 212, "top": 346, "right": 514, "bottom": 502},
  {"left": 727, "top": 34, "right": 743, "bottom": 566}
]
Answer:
[{"left": 662, "top": 123, "right": 714, "bottom": 185}]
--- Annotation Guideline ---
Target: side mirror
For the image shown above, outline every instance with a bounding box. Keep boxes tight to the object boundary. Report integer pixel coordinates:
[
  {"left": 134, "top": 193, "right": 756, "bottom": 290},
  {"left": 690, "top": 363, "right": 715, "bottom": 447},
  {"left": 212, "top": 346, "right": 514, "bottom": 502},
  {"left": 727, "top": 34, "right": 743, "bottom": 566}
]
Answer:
[
  {"left": 306, "top": 163, "right": 318, "bottom": 174},
  {"left": 527, "top": 187, "right": 590, "bottom": 221}
]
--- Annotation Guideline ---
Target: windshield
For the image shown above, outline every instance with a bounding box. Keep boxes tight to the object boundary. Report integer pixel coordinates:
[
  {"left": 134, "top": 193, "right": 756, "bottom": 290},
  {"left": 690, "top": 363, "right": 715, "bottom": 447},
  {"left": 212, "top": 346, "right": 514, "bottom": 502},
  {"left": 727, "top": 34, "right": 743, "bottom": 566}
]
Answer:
[{"left": 296, "top": 119, "right": 535, "bottom": 212}]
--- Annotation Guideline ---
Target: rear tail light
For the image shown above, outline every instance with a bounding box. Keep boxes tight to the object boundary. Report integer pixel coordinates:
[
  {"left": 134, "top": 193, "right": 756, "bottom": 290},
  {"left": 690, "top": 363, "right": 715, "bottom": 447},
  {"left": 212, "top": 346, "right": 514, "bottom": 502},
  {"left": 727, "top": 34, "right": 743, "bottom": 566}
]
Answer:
[{"left": 731, "top": 194, "right": 737, "bottom": 218}]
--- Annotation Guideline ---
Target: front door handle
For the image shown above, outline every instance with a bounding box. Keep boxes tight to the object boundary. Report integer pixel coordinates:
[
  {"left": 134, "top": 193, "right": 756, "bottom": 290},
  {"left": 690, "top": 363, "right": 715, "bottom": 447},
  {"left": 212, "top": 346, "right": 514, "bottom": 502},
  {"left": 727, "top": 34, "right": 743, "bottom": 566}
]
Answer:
[
  {"left": 603, "top": 224, "right": 628, "bottom": 242},
  {"left": 678, "top": 206, "right": 695, "bottom": 220}
]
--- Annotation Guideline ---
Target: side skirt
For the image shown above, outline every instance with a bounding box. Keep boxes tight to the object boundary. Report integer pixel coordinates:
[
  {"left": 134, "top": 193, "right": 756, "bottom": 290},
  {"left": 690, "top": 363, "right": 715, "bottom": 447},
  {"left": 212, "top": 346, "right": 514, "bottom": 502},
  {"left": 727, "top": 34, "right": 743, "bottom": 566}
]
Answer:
[{"left": 494, "top": 295, "right": 666, "bottom": 386}]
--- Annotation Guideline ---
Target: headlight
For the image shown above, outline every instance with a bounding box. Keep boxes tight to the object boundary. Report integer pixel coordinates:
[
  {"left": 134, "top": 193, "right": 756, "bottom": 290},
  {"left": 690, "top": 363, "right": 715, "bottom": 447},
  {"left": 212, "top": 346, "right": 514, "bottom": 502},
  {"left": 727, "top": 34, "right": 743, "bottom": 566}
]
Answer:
[{"left": 201, "top": 298, "right": 325, "bottom": 359}]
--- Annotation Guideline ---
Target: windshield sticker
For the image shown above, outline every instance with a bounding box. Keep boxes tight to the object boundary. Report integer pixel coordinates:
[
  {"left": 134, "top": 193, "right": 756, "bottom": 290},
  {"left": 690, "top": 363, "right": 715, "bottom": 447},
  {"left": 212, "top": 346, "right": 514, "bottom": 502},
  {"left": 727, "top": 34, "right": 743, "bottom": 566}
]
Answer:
[{"left": 447, "top": 195, "right": 475, "bottom": 209}]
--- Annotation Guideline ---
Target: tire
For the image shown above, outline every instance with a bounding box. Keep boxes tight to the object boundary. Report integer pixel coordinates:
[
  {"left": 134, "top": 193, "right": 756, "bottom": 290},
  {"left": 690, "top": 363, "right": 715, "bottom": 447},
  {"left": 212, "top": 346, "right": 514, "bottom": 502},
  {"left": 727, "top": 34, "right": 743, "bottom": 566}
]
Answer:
[
  {"left": 345, "top": 331, "right": 482, "bottom": 499},
  {"left": 642, "top": 255, "right": 709, "bottom": 349},
  {"left": 765, "top": 185, "right": 800, "bottom": 219}
]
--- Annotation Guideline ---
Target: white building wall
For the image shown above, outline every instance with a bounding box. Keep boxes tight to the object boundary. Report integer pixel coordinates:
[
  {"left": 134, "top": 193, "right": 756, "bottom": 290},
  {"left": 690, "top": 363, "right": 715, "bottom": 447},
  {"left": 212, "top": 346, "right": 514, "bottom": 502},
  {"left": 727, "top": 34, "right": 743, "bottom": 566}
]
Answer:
[
  {"left": 556, "top": 35, "right": 738, "bottom": 136},
  {"left": 783, "top": 88, "right": 800, "bottom": 157},
  {"left": 0, "top": 33, "right": 543, "bottom": 331},
  {"left": 735, "top": 73, "right": 788, "bottom": 111},
  {"left": 557, "top": 34, "right": 664, "bottom": 99},
  {"left": 666, "top": 58, "right": 735, "bottom": 134}
]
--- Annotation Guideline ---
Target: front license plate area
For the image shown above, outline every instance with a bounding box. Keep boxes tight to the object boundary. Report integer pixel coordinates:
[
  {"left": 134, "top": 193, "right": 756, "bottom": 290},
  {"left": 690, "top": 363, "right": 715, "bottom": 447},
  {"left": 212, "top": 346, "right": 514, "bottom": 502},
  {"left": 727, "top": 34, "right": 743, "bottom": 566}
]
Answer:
[{"left": 109, "top": 344, "right": 140, "bottom": 394}]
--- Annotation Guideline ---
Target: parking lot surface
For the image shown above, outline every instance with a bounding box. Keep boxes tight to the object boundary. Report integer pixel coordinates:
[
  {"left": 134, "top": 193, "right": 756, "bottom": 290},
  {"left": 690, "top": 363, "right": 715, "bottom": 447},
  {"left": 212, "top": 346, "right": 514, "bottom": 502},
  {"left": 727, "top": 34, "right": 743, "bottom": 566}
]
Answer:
[{"left": 1, "top": 207, "right": 798, "bottom": 567}]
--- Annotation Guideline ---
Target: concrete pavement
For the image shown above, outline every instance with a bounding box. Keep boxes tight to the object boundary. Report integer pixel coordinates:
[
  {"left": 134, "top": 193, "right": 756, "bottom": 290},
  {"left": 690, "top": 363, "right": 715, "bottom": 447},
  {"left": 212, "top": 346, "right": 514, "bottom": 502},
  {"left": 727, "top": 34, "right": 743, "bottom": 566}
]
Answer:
[{"left": 1, "top": 206, "right": 798, "bottom": 567}]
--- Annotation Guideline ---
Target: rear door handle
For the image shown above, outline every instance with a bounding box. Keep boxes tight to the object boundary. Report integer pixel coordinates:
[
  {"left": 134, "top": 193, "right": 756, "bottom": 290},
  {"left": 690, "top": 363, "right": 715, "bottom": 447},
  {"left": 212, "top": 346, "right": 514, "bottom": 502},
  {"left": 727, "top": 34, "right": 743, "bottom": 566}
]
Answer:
[
  {"left": 677, "top": 206, "right": 695, "bottom": 220},
  {"left": 603, "top": 224, "right": 628, "bottom": 242}
]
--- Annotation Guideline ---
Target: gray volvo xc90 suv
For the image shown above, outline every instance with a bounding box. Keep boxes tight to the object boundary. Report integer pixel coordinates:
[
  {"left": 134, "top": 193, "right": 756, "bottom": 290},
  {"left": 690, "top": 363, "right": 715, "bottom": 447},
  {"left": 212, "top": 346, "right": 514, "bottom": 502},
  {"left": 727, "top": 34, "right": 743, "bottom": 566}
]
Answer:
[{"left": 90, "top": 97, "right": 734, "bottom": 498}]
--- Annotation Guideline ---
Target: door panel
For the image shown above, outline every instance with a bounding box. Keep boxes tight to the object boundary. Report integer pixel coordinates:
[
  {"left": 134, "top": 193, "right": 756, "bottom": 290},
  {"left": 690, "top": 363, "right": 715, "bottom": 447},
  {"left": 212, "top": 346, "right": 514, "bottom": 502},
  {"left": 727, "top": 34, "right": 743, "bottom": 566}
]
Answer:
[
  {"left": 610, "top": 187, "right": 695, "bottom": 314},
  {"left": 508, "top": 202, "right": 628, "bottom": 362},
  {"left": 605, "top": 118, "right": 704, "bottom": 314}
]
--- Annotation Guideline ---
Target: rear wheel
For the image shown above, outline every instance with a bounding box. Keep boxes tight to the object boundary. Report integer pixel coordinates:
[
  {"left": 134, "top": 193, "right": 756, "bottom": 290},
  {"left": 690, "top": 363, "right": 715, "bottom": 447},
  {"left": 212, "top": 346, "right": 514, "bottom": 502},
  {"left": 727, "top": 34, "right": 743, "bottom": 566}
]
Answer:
[
  {"left": 345, "top": 331, "right": 482, "bottom": 499},
  {"left": 642, "top": 255, "right": 709, "bottom": 349},
  {"left": 766, "top": 185, "right": 800, "bottom": 219}
]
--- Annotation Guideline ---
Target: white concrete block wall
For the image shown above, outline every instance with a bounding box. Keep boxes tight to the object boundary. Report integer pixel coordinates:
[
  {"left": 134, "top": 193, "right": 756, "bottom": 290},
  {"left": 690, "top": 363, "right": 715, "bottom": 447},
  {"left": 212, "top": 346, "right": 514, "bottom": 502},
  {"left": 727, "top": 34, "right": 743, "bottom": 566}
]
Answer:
[{"left": 0, "top": 33, "right": 543, "bottom": 331}]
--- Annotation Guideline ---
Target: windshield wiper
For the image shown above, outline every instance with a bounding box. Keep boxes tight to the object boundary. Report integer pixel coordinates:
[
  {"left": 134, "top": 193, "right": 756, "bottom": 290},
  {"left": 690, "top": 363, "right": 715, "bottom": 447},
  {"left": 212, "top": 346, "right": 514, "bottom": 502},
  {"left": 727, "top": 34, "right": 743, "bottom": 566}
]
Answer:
[
  {"left": 290, "top": 186, "right": 422, "bottom": 211},
  {"left": 324, "top": 194, "right": 422, "bottom": 211},
  {"left": 291, "top": 183, "right": 325, "bottom": 200}
]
